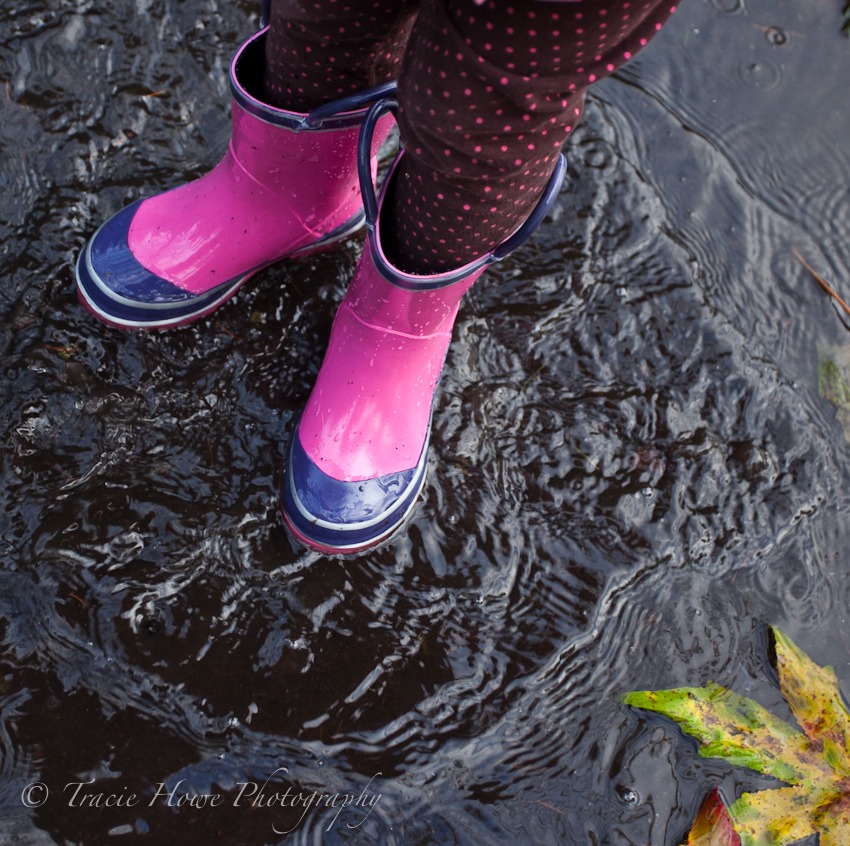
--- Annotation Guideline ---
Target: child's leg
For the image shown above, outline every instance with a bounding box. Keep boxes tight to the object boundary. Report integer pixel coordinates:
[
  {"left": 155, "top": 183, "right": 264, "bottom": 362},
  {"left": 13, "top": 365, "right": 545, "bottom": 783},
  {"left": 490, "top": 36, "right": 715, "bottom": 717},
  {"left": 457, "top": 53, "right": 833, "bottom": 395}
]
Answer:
[
  {"left": 263, "top": 0, "right": 419, "bottom": 111},
  {"left": 280, "top": 0, "right": 683, "bottom": 550},
  {"left": 384, "top": 0, "right": 678, "bottom": 273}
]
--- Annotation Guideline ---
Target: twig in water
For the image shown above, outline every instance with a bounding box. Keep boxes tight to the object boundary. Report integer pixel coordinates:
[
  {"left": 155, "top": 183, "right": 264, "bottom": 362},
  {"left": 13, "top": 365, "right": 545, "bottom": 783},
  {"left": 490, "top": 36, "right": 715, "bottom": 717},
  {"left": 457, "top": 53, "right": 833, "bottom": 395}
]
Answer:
[
  {"left": 529, "top": 799, "right": 566, "bottom": 816},
  {"left": 214, "top": 321, "right": 243, "bottom": 341},
  {"left": 839, "top": 627, "right": 850, "bottom": 659},
  {"left": 811, "top": 524, "right": 825, "bottom": 570},
  {"left": 45, "top": 344, "right": 77, "bottom": 360},
  {"left": 792, "top": 247, "right": 850, "bottom": 318},
  {"left": 522, "top": 364, "right": 546, "bottom": 387},
  {"left": 576, "top": 448, "right": 599, "bottom": 472}
]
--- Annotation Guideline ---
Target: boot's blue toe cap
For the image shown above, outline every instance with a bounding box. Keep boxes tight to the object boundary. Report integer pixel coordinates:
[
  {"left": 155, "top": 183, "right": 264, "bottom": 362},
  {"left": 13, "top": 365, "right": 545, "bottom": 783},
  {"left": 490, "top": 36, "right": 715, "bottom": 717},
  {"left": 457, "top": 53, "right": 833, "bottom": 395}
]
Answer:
[
  {"left": 76, "top": 201, "right": 244, "bottom": 328},
  {"left": 281, "top": 425, "right": 428, "bottom": 552}
]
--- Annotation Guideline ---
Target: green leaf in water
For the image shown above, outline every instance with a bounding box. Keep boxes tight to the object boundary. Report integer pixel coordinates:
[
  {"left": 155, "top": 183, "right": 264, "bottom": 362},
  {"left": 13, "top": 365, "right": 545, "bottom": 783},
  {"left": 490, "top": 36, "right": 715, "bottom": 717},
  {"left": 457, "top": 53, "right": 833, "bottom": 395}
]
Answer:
[{"left": 818, "top": 343, "right": 850, "bottom": 443}]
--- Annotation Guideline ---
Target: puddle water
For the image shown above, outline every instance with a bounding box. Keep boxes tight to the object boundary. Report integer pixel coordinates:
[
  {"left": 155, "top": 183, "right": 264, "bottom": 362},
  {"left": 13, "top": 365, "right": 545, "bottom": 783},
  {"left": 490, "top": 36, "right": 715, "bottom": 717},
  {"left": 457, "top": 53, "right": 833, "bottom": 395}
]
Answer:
[{"left": 2, "top": 0, "right": 850, "bottom": 842}]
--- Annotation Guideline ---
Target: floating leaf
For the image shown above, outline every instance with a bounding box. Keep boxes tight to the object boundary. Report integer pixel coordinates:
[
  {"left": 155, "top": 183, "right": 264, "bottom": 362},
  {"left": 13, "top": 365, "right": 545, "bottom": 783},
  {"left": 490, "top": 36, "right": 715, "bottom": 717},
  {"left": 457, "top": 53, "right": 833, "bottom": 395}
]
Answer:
[
  {"left": 818, "top": 344, "right": 850, "bottom": 444},
  {"left": 624, "top": 627, "right": 850, "bottom": 846}
]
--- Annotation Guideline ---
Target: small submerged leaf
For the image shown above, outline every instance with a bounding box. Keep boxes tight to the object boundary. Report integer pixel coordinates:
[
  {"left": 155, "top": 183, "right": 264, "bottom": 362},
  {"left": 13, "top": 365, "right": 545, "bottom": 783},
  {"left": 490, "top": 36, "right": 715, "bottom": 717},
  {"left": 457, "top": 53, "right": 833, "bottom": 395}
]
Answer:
[
  {"left": 688, "top": 790, "right": 740, "bottom": 846},
  {"left": 624, "top": 627, "right": 850, "bottom": 846},
  {"left": 45, "top": 344, "right": 77, "bottom": 360},
  {"left": 818, "top": 344, "right": 850, "bottom": 443}
]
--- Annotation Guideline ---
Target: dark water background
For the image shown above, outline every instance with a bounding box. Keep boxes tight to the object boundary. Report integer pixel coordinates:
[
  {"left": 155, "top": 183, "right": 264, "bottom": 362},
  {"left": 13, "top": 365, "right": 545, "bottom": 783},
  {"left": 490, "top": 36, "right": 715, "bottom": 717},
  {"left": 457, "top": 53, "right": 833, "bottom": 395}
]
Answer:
[{"left": 2, "top": 0, "right": 850, "bottom": 843}]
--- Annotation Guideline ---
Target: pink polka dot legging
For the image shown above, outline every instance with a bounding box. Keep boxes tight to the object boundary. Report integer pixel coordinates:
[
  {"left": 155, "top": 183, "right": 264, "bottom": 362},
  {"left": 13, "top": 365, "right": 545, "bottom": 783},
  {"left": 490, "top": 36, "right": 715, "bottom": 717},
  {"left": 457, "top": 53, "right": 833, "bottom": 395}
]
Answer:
[{"left": 263, "top": 0, "right": 676, "bottom": 274}]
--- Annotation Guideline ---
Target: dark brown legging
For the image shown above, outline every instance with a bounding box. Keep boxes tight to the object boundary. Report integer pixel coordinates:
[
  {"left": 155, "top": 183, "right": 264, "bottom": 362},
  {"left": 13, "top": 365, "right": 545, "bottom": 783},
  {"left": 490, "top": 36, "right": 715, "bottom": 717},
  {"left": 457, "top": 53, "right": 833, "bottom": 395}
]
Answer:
[{"left": 264, "top": 0, "right": 677, "bottom": 274}]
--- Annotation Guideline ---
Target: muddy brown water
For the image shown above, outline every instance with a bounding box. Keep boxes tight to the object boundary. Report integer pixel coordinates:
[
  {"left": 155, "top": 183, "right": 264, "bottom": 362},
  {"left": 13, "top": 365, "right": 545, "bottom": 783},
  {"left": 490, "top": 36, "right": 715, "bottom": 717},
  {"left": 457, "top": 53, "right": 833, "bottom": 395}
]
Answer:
[{"left": 2, "top": 0, "right": 850, "bottom": 843}]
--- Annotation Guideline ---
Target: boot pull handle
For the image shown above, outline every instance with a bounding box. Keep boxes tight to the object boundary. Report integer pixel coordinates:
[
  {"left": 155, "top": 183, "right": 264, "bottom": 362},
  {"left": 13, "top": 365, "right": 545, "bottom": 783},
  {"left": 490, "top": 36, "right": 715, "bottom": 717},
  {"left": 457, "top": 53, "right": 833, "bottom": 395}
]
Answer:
[
  {"left": 491, "top": 153, "right": 568, "bottom": 260},
  {"left": 358, "top": 98, "right": 568, "bottom": 265},
  {"left": 304, "top": 82, "right": 398, "bottom": 130},
  {"left": 357, "top": 98, "right": 399, "bottom": 229}
]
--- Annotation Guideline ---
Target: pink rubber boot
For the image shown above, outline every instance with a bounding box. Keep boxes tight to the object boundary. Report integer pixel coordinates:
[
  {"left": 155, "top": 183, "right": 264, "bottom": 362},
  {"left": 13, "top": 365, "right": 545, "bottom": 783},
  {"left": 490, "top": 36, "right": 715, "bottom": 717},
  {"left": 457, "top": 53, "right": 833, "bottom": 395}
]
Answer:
[
  {"left": 76, "top": 27, "right": 394, "bottom": 330},
  {"left": 281, "top": 100, "right": 566, "bottom": 552}
]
